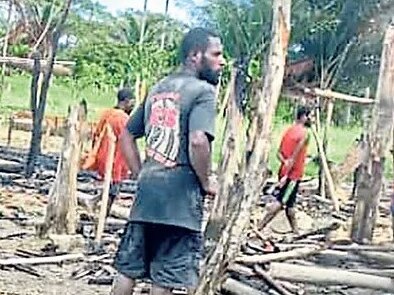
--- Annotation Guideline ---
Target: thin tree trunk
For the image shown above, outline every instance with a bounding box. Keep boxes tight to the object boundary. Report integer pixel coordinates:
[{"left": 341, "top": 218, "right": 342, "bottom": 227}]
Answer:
[
  {"left": 25, "top": 0, "right": 73, "bottom": 178},
  {"left": 195, "top": 1, "right": 292, "bottom": 294},
  {"left": 25, "top": 52, "right": 41, "bottom": 177},
  {"left": 37, "top": 101, "right": 87, "bottom": 236},
  {"left": 0, "top": 0, "right": 13, "bottom": 100},
  {"left": 139, "top": 0, "right": 148, "bottom": 46},
  {"left": 351, "top": 23, "right": 394, "bottom": 243},
  {"left": 160, "top": 0, "right": 170, "bottom": 50}
]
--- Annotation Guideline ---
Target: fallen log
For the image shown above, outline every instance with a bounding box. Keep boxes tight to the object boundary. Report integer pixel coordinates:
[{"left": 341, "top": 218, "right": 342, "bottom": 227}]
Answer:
[
  {"left": 349, "top": 267, "right": 394, "bottom": 278},
  {"left": 0, "top": 159, "right": 23, "bottom": 173},
  {"left": 330, "top": 244, "right": 394, "bottom": 252},
  {"left": 277, "top": 243, "right": 320, "bottom": 250},
  {"left": 254, "top": 265, "right": 294, "bottom": 295},
  {"left": 278, "top": 222, "right": 341, "bottom": 244},
  {"left": 235, "top": 246, "right": 321, "bottom": 265},
  {"left": 228, "top": 263, "right": 255, "bottom": 276},
  {"left": 270, "top": 262, "right": 394, "bottom": 292},
  {"left": 357, "top": 251, "right": 394, "bottom": 264},
  {"left": 88, "top": 276, "right": 113, "bottom": 285},
  {"left": 0, "top": 253, "right": 84, "bottom": 266},
  {"left": 315, "top": 249, "right": 364, "bottom": 264},
  {"left": 221, "top": 278, "right": 265, "bottom": 295},
  {"left": 110, "top": 204, "right": 130, "bottom": 220}
]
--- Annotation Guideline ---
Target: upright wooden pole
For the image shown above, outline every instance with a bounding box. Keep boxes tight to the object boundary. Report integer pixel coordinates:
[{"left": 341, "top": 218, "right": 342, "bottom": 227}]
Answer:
[
  {"left": 95, "top": 124, "right": 116, "bottom": 244},
  {"left": 205, "top": 67, "right": 239, "bottom": 238},
  {"left": 311, "top": 126, "right": 340, "bottom": 211},
  {"left": 37, "top": 101, "right": 87, "bottom": 236},
  {"left": 351, "top": 23, "right": 394, "bottom": 243},
  {"left": 195, "top": 1, "right": 292, "bottom": 294}
]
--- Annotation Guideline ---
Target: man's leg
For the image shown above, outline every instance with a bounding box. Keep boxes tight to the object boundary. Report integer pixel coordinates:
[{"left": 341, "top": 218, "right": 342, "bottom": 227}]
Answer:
[
  {"left": 149, "top": 224, "right": 202, "bottom": 295},
  {"left": 259, "top": 180, "right": 293, "bottom": 231},
  {"left": 107, "top": 182, "right": 121, "bottom": 216},
  {"left": 285, "top": 207, "right": 299, "bottom": 235},
  {"left": 112, "top": 222, "right": 148, "bottom": 295},
  {"left": 259, "top": 201, "right": 282, "bottom": 231},
  {"left": 110, "top": 274, "right": 136, "bottom": 295},
  {"left": 150, "top": 285, "right": 173, "bottom": 295},
  {"left": 284, "top": 180, "right": 300, "bottom": 235}
]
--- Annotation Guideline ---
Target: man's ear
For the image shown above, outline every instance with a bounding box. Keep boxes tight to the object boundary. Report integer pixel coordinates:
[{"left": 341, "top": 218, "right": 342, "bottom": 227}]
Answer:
[{"left": 189, "top": 50, "right": 202, "bottom": 64}]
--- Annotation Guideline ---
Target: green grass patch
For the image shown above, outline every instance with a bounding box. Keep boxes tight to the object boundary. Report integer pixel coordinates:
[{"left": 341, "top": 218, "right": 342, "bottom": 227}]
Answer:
[
  {"left": 1, "top": 74, "right": 392, "bottom": 179},
  {"left": 0, "top": 75, "right": 115, "bottom": 120}
]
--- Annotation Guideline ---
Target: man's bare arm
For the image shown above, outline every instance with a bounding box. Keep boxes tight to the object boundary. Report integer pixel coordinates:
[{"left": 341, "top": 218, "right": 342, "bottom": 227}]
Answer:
[
  {"left": 120, "top": 130, "right": 142, "bottom": 178},
  {"left": 277, "top": 150, "right": 286, "bottom": 163},
  {"left": 189, "top": 130, "right": 211, "bottom": 193}
]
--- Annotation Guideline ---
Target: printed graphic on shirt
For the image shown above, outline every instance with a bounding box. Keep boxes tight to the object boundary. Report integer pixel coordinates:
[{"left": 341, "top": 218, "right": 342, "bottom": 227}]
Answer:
[{"left": 146, "top": 92, "right": 180, "bottom": 167}]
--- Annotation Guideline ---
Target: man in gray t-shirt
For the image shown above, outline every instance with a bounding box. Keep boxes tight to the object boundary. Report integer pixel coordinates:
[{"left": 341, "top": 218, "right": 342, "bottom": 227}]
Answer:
[{"left": 111, "top": 28, "right": 225, "bottom": 295}]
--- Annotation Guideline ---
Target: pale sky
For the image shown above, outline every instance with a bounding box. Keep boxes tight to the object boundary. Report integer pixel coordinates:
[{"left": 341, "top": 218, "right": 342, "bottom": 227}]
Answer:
[{"left": 97, "top": 0, "right": 190, "bottom": 21}]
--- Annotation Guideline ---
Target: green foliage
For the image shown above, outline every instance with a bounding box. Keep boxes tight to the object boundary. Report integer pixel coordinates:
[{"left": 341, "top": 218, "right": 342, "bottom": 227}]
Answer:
[
  {"left": 9, "top": 43, "right": 30, "bottom": 57},
  {"left": 71, "top": 42, "right": 178, "bottom": 89}
]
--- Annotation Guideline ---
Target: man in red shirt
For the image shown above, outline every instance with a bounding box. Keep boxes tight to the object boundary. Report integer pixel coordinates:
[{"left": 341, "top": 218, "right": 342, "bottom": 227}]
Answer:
[
  {"left": 260, "top": 106, "right": 312, "bottom": 234},
  {"left": 82, "top": 88, "right": 134, "bottom": 216}
]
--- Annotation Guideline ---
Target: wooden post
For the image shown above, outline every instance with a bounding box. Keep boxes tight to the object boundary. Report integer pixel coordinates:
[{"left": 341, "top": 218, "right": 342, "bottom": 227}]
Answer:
[
  {"left": 205, "top": 67, "right": 241, "bottom": 238},
  {"left": 195, "top": 1, "right": 292, "bottom": 294},
  {"left": 351, "top": 23, "right": 394, "bottom": 243},
  {"left": 311, "top": 126, "right": 340, "bottom": 211},
  {"left": 95, "top": 124, "right": 116, "bottom": 244},
  {"left": 37, "top": 101, "right": 87, "bottom": 236},
  {"left": 320, "top": 97, "right": 335, "bottom": 199},
  {"left": 7, "top": 116, "right": 13, "bottom": 146},
  {"left": 25, "top": 52, "right": 41, "bottom": 176}
]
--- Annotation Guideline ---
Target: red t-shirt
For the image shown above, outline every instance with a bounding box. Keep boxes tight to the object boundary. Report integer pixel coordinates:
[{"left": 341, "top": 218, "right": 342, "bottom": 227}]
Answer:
[
  {"left": 278, "top": 123, "right": 309, "bottom": 181},
  {"left": 94, "top": 108, "right": 129, "bottom": 183}
]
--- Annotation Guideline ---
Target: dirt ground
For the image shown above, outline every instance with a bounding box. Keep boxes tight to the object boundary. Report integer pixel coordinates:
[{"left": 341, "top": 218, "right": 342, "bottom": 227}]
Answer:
[
  {"left": 0, "top": 126, "right": 117, "bottom": 295},
  {"left": 1, "top": 123, "right": 394, "bottom": 295}
]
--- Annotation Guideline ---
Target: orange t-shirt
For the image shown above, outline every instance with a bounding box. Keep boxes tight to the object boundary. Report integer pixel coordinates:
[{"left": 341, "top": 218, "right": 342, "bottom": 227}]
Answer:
[
  {"left": 93, "top": 108, "right": 129, "bottom": 183},
  {"left": 278, "top": 123, "right": 309, "bottom": 181}
]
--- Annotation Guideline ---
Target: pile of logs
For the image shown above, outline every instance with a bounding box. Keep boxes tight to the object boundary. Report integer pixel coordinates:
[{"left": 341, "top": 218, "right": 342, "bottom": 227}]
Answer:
[
  {"left": 1, "top": 145, "right": 394, "bottom": 295},
  {"left": 218, "top": 179, "right": 394, "bottom": 295},
  {"left": 226, "top": 241, "right": 394, "bottom": 295}
]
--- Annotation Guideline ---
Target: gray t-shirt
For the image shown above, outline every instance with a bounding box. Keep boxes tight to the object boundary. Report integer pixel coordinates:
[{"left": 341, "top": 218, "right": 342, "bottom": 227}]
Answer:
[{"left": 126, "top": 69, "right": 216, "bottom": 232}]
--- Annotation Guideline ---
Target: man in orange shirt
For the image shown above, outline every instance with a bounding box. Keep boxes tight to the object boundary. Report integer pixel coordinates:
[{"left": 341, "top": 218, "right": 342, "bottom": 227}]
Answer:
[
  {"left": 91, "top": 88, "right": 134, "bottom": 216},
  {"left": 260, "top": 106, "right": 312, "bottom": 234}
]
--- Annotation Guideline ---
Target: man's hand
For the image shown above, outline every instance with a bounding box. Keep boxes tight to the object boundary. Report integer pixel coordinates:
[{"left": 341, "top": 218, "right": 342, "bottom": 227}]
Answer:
[
  {"left": 283, "top": 158, "right": 294, "bottom": 169},
  {"left": 120, "top": 130, "right": 142, "bottom": 177},
  {"left": 202, "top": 175, "right": 218, "bottom": 197}
]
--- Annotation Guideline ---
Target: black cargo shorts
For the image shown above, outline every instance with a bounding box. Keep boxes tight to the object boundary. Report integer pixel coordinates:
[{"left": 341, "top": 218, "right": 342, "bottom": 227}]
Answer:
[{"left": 114, "top": 221, "right": 202, "bottom": 289}]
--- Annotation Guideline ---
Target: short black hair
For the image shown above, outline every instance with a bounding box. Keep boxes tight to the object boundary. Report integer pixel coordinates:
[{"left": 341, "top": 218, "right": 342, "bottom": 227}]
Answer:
[
  {"left": 117, "top": 88, "right": 133, "bottom": 102},
  {"left": 296, "top": 106, "right": 311, "bottom": 120},
  {"left": 179, "top": 27, "right": 219, "bottom": 64}
]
